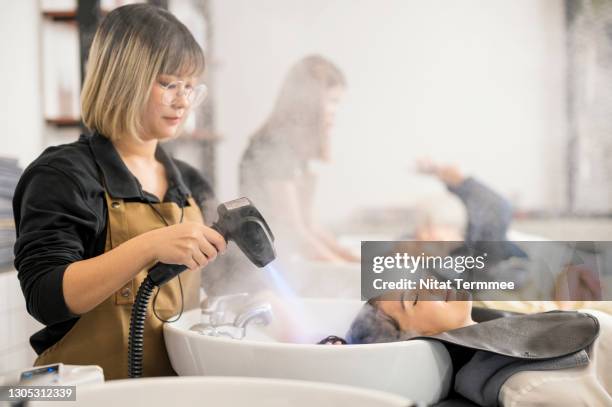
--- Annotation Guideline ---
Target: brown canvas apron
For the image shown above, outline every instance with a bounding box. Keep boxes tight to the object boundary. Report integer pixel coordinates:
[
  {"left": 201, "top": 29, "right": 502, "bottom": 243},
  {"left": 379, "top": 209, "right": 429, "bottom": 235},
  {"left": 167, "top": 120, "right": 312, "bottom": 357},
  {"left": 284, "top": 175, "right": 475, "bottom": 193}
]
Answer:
[{"left": 34, "top": 191, "right": 203, "bottom": 380}]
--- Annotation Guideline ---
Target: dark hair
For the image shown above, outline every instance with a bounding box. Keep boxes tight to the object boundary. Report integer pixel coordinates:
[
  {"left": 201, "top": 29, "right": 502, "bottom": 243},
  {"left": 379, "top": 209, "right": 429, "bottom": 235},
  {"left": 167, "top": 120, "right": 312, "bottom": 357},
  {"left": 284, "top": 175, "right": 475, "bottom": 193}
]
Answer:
[{"left": 345, "top": 302, "right": 403, "bottom": 344}]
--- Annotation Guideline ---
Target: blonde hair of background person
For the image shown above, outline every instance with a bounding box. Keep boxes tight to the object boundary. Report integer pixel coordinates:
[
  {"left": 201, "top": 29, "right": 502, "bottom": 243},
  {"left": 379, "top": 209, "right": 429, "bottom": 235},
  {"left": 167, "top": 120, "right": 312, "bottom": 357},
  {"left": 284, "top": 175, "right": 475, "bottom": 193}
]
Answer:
[
  {"left": 13, "top": 4, "right": 225, "bottom": 378},
  {"left": 240, "top": 55, "right": 358, "bottom": 263},
  {"left": 412, "top": 193, "right": 467, "bottom": 241},
  {"left": 412, "top": 158, "right": 467, "bottom": 242}
]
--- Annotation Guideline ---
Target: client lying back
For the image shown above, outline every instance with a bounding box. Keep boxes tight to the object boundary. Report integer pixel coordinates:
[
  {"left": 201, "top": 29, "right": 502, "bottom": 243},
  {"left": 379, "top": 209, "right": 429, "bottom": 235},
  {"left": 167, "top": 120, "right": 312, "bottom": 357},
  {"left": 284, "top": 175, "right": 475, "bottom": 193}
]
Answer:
[{"left": 332, "top": 289, "right": 611, "bottom": 407}]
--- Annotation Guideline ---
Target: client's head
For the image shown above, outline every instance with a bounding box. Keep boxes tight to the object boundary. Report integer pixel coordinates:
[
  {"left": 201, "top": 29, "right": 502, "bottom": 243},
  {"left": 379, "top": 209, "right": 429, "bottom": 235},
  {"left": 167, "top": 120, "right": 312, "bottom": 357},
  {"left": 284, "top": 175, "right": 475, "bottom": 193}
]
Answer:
[{"left": 346, "top": 289, "right": 475, "bottom": 344}]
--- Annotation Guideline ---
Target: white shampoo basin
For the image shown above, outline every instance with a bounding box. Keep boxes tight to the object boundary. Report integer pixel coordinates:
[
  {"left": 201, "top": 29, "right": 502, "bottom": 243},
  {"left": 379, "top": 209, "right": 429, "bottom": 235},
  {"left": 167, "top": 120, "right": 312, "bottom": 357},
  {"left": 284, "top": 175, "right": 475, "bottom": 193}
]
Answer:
[
  {"left": 164, "top": 298, "right": 452, "bottom": 404},
  {"left": 30, "top": 376, "right": 412, "bottom": 407}
]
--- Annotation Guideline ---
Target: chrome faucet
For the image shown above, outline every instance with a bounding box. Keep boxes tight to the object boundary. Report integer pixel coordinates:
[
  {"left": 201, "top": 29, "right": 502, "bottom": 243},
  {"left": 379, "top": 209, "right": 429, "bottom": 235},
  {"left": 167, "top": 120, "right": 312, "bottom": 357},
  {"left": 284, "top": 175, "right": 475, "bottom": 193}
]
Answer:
[
  {"left": 234, "top": 303, "right": 273, "bottom": 330},
  {"left": 228, "top": 303, "right": 273, "bottom": 339},
  {"left": 190, "top": 293, "right": 248, "bottom": 334},
  {"left": 191, "top": 299, "right": 273, "bottom": 340}
]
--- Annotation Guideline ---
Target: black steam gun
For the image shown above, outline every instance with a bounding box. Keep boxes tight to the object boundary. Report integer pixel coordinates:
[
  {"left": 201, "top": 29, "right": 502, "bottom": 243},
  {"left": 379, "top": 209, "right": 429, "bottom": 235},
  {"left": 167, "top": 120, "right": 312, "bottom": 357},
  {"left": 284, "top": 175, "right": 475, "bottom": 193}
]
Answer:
[
  {"left": 129, "top": 197, "right": 276, "bottom": 378},
  {"left": 147, "top": 197, "right": 276, "bottom": 285}
]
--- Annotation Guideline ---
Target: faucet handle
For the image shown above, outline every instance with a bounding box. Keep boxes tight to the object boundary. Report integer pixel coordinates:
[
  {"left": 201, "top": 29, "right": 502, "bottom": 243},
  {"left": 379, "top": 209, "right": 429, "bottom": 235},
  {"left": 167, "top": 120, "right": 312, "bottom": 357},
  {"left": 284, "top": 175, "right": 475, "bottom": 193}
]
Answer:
[{"left": 233, "top": 302, "right": 274, "bottom": 330}]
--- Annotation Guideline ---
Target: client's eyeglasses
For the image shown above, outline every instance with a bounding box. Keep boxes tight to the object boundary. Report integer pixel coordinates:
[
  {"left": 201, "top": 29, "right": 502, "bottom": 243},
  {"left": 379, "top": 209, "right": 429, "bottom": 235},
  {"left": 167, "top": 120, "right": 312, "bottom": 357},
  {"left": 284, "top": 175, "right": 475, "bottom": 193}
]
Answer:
[{"left": 159, "top": 80, "right": 208, "bottom": 108}]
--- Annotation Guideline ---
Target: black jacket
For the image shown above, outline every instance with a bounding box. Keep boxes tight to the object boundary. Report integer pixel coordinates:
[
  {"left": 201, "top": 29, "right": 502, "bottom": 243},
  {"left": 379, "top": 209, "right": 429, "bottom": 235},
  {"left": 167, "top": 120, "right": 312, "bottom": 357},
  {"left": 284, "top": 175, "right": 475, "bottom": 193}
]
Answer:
[{"left": 12, "top": 132, "right": 214, "bottom": 354}]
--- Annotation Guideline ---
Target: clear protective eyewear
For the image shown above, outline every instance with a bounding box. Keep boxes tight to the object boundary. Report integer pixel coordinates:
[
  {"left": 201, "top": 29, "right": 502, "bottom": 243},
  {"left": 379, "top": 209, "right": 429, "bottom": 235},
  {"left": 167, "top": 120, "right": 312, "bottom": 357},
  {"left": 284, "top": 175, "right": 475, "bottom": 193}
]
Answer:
[{"left": 159, "top": 80, "right": 208, "bottom": 108}]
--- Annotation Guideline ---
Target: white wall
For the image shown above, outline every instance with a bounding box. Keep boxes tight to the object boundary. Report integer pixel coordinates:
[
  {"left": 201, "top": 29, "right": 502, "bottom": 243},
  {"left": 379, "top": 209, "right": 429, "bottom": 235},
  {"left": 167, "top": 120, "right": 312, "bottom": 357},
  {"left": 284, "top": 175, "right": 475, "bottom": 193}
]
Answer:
[
  {"left": 0, "top": 2, "right": 44, "bottom": 167},
  {"left": 0, "top": 271, "right": 42, "bottom": 375},
  {"left": 0, "top": 1, "right": 45, "bottom": 374},
  {"left": 211, "top": 0, "right": 567, "bottom": 223}
]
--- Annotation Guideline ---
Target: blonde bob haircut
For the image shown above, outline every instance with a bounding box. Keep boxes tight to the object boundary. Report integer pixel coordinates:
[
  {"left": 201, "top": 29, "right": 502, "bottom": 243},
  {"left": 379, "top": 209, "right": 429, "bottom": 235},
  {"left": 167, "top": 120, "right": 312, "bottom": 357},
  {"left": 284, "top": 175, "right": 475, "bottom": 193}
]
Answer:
[{"left": 81, "top": 4, "right": 205, "bottom": 140}]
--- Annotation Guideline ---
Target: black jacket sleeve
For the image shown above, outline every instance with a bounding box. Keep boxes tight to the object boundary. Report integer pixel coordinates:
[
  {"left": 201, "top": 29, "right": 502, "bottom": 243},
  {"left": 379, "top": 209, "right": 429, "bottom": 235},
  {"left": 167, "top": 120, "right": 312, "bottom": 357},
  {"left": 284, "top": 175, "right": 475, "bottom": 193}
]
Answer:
[{"left": 13, "top": 164, "right": 102, "bottom": 325}]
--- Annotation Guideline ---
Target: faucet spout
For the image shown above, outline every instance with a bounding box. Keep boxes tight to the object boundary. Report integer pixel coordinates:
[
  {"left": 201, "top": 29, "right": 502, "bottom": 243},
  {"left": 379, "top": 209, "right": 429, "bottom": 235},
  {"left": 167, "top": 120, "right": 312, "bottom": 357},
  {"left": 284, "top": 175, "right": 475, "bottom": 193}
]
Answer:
[{"left": 233, "top": 303, "right": 273, "bottom": 330}]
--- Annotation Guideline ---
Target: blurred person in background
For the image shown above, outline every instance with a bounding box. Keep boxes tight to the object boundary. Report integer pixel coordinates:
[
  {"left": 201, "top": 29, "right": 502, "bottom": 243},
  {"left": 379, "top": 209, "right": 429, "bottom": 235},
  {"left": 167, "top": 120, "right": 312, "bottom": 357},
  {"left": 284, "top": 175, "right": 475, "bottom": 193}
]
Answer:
[
  {"left": 412, "top": 158, "right": 513, "bottom": 244},
  {"left": 402, "top": 159, "right": 525, "bottom": 267},
  {"left": 413, "top": 159, "right": 610, "bottom": 314},
  {"left": 240, "top": 55, "right": 358, "bottom": 264}
]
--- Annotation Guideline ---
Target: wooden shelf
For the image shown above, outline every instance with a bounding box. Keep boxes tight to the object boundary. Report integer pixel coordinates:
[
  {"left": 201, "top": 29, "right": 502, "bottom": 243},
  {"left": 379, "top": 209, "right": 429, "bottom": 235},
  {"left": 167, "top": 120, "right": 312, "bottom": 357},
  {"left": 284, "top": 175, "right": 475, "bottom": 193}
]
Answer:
[
  {"left": 45, "top": 117, "right": 82, "bottom": 127},
  {"left": 42, "top": 9, "right": 109, "bottom": 21},
  {"left": 42, "top": 10, "right": 77, "bottom": 20}
]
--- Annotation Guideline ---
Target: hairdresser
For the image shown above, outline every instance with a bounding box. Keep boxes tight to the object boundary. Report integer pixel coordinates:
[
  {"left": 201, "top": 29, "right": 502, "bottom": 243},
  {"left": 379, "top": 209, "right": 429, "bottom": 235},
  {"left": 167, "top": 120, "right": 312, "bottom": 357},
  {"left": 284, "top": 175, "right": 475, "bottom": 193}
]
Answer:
[
  {"left": 12, "top": 4, "right": 226, "bottom": 379},
  {"left": 239, "top": 55, "right": 358, "bottom": 263}
]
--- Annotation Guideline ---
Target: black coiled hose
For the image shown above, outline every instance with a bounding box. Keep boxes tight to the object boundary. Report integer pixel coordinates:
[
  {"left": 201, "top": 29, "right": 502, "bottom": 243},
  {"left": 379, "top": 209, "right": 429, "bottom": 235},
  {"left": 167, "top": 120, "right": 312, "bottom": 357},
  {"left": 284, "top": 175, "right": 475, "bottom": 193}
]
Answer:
[{"left": 128, "top": 276, "right": 156, "bottom": 378}]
